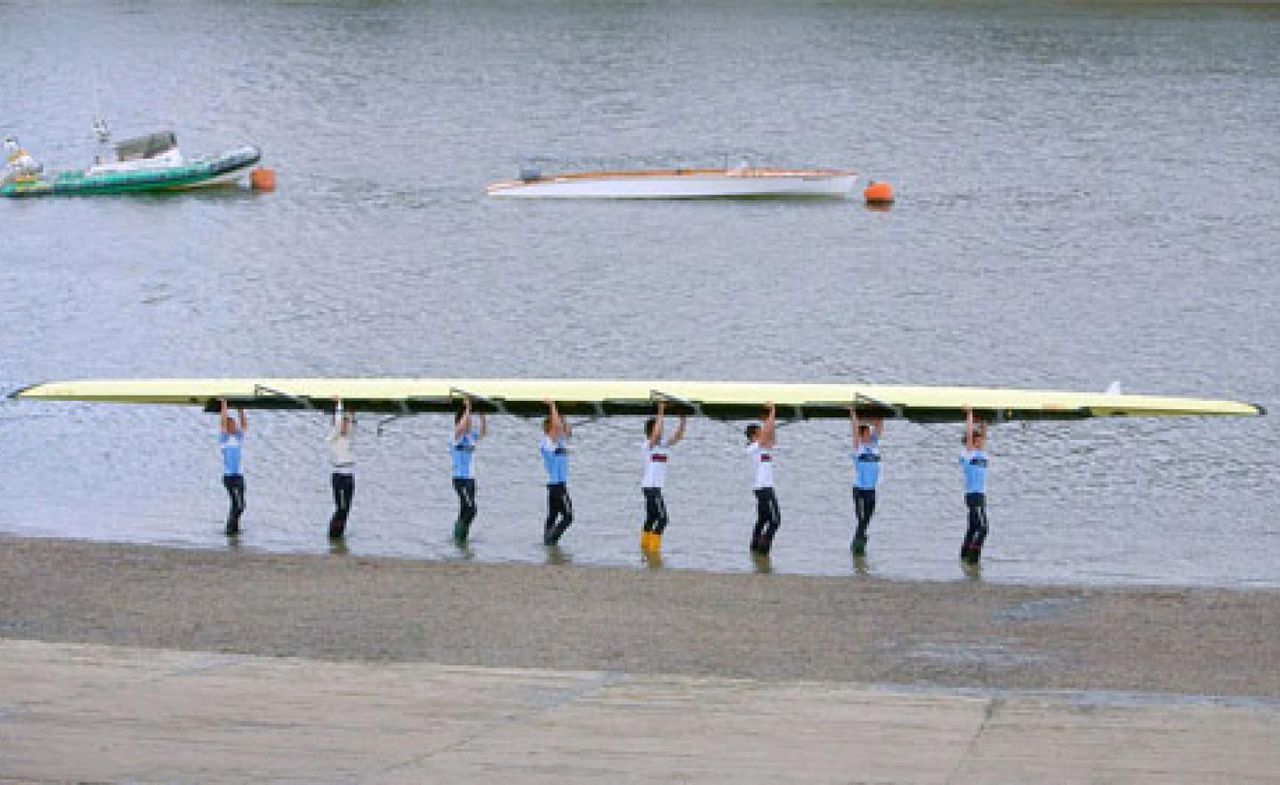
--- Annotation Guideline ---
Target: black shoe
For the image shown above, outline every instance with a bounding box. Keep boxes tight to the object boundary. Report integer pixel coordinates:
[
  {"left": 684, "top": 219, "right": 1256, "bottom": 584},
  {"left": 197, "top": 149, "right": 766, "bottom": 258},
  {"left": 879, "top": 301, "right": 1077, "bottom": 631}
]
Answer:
[
  {"left": 225, "top": 521, "right": 240, "bottom": 536},
  {"left": 851, "top": 537, "right": 867, "bottom": 556}
]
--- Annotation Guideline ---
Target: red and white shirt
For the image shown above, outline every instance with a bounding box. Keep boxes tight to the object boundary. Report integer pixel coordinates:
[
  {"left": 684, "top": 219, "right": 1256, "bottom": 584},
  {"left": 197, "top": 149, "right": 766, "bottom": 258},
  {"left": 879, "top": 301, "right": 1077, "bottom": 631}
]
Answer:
[
  {"left": 747, "top": 442, "right": 774, "bottom": 489},
  {"left": 641, "top": 439, "right": 670, "bottom": 489}
]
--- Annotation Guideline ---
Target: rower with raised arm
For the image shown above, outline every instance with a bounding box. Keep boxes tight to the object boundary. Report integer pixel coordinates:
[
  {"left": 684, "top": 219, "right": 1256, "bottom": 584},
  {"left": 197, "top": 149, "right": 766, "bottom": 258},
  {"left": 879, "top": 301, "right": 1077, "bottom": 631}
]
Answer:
[
  {"left": 450, "top": 395, "right": 487, "bottom": 543},
  {"left": 326, "top": 397, "right": 356, "bottom": 539},
  {"left": 540, "top": 399, "right": 573, "bottom": 545},
  {"left": 217, "top": 398, "right": 247, "bottom": 535},
  {"left": 959, "top": 408, "right": 991, "bottom": 564},
  {"left": 640, "top": 400, "right": 687, "bottom": 552},
  {"left": 745, "top": 401, "right": 780, "bottom": 555},
  {"left": 850, "top": 408, "right": 884, "bottom": 556}
]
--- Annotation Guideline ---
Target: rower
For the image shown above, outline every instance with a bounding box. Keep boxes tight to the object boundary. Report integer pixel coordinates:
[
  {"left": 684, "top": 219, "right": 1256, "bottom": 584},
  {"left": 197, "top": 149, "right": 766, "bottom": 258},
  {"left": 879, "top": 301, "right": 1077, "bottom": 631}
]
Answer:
[
  {"left": 849, "top": 408, "right": 884, "bottom": 556},
  {"left": 745, "top": 401, "right": 780, "bottom": 555},
  {"left": 540, "top": 399, "right": 573, "bottom": 545},
  {"left": 959, "top": 408, "right": 991, "bottom": 563},
  {"left": 217, "top": 399, "right": 247, "bottom": 535},
  {"left": 640, "top": 400, "right": 687, "bottom": 552},
  {"left": 326, "top": 397, "right": 356, "bottom": 539},
  {"left": 450, "top": 396, "right": 487, "bottom": 543}
]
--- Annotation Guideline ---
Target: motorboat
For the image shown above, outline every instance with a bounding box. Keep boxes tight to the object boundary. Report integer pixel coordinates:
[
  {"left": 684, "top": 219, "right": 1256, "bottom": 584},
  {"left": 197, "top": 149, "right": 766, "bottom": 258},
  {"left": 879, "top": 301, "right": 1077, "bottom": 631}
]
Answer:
[
  {"left": 485, "top": 164, "right": 857, "bottom": 199},
  {"left": 2, "top": 124, "right": 261, "bottom": 197}
]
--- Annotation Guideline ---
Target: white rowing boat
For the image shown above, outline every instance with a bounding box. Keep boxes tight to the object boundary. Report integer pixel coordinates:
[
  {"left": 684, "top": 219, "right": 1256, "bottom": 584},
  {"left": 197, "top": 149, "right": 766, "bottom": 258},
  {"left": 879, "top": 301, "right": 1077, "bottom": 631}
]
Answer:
[{"left": 485, "top": 166, "right": 858, "bottom": 199}]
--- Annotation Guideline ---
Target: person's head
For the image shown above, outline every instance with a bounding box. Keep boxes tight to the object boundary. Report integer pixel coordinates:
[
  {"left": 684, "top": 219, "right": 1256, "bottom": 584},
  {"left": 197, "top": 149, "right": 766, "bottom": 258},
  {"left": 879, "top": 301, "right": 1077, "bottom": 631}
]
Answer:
[
  {"left": 454, "top": 408, "right": 467, "bottom": 425},
  {"left": 542, "top": 416, "right": 553, "bottom": 435},
  {"left": 224, "top": 415, "right": 238, "bottom": 434},
  {"left": 963, "top": 424, "right": 987, "bottom": 449},
  {"left": 645, "top": 417, "right": 659, "bottom": 438},
  {"left": 857, "top": 423, "right": 871, "bottom": 442},
  {"left": 745, "top": 423, "right": 761, "bottom": 444}
]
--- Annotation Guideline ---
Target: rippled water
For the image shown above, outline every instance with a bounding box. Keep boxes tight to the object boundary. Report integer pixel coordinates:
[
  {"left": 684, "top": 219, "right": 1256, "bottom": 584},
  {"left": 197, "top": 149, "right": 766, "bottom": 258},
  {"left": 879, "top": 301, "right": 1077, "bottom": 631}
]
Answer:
[{"left": 2, "top": 0, "right": 1278, "bottom": 586}]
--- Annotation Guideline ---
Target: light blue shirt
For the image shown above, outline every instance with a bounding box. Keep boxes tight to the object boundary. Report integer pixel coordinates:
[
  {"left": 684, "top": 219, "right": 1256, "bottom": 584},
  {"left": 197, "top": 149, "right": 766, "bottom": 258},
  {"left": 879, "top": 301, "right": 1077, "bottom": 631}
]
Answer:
[
  {"left": 853, "top": 437, "right": 881, "bottom": 490},
  {"left": 451, "top": 428, "right": 480, "bottom": 479},
  {"left": 540, "top": 436, "right": 569, "bottom": 485},
  {"left": 220, "top": 432, "right": 244, "bottom": 476},
  {"left": 960, "top": 449, "right": 988, "bottom": 495}
]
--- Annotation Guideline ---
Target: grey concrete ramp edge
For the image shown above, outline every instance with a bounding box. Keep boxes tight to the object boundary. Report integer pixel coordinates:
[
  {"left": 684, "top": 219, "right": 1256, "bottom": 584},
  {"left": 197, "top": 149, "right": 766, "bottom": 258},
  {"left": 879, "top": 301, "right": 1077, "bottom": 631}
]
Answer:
[{"left": 1, "top": 640, "right": 1277, "bottom": 785}]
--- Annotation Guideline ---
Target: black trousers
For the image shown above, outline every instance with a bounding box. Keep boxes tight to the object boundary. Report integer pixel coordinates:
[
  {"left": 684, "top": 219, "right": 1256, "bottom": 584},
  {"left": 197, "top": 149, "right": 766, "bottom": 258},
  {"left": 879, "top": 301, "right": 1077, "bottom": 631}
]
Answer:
[
  {"left": 853, "top": 488, "right": 876, "bottom": 542},
  {"left": 963, "top": 492, "right": 989, "bottom": 554},
  {"left": 544, "top": 483, "right": 573, "bottom": 545},
  {"left": 453, "top": 478, "right": 477, "bottom": 541},
  {"left": 751, "top": 488, "right": 781, "bottom": 555},
  {"left": 222, "top": 474, "right": 246, "bottom": 533},
  {"left": 329, "top": 473, "right": 355, "bottom": 538},
  {"left": 642, "top": 487, "right": 668, "bottom": 535}
]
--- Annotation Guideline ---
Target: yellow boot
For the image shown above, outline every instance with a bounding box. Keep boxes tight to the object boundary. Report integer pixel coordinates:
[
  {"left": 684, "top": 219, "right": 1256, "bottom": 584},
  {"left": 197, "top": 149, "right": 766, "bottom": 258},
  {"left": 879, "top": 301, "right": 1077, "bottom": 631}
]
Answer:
[
  {"left": 640, "top": 531, "right": 653, "bottom": 550},
  {"left": 649, "top": 533, "right": 662, "bottom": 552}
]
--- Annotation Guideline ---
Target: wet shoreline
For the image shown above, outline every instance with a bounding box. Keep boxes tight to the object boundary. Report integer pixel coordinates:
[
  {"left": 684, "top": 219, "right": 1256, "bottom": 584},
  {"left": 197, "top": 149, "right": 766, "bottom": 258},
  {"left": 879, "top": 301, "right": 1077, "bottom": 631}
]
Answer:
[{"left": 1, "top": 534, "right": 1275, "bottom": 698}]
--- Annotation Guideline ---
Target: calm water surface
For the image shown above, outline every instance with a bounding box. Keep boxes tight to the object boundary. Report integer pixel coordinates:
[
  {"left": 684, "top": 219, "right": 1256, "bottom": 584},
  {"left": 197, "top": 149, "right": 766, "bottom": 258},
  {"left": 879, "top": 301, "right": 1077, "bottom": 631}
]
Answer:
[{"left": 2, "top": 0, "right": 1278, "bottom": 586}]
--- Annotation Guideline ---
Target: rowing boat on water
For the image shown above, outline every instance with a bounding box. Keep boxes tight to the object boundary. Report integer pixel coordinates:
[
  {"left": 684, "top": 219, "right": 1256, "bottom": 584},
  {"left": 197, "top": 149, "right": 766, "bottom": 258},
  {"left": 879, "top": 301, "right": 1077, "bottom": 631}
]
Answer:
[{"left": 485, "top": 166, "right": 858, "bottom": 199}]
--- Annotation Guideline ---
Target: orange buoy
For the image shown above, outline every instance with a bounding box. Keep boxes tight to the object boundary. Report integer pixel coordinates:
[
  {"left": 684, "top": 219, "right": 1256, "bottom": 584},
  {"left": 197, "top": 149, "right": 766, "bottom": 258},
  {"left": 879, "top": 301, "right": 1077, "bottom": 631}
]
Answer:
[
  {"left": 863, "top": 180, "right": 894, "bottom": 205},
  {"left": 250, "top": 167, "right": 276, "bottom": 192}
]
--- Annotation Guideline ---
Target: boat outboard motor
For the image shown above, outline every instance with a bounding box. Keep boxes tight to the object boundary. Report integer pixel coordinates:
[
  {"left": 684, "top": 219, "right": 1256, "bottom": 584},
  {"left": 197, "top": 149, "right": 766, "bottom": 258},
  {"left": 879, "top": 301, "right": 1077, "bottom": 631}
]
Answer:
[
  {"left": 519, "top": 165, "right": 541, "bottom": 183},
  {"left": 2, "top": 137, "right": 42, "bottom": 183}
]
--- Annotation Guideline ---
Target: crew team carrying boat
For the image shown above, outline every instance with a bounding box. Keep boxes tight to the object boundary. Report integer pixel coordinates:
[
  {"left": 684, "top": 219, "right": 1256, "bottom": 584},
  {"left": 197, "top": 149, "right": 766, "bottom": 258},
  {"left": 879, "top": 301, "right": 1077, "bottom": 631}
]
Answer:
[{"left": 9, "top": 376, "right": 1264, "bottom": 563}]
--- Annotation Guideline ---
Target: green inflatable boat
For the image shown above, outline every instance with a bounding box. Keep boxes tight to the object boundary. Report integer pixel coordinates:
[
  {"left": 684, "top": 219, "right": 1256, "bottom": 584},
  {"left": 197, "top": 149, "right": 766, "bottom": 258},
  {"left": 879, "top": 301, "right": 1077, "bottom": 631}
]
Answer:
[{"left": 2, "top": 130, "right": 261, "bottom": 197}]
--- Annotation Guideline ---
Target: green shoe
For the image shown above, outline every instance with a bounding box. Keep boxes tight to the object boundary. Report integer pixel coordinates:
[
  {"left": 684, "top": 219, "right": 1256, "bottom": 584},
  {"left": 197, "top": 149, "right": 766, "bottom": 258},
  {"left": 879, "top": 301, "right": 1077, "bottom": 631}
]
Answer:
[{"left": 851, "top": 537, "right": 866, "bottom": 556}]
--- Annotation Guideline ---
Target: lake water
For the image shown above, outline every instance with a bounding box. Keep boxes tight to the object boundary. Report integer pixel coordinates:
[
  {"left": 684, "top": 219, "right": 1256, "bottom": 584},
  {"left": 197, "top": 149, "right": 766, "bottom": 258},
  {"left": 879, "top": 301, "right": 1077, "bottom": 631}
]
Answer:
[{"left": 2, "top": 0, "right": 1278, "bottom": 587}]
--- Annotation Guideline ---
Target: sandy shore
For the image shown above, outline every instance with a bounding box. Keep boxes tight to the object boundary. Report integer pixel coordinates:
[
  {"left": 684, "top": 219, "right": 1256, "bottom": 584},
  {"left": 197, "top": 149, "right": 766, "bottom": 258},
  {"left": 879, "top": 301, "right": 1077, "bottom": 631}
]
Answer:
[
  {"left": 4, "top": 639, "right": 1278, "bottom": 784},
  {"left": 2, "top": 535, "right": 1276, "bottom": 698}
]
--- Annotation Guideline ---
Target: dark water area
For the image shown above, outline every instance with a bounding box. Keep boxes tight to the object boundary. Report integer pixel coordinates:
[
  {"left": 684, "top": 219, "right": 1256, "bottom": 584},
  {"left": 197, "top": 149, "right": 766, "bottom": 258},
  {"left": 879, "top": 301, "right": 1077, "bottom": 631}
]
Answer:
[{"left": 2, "top": 0, "right": 1278, "bottom": 586}]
